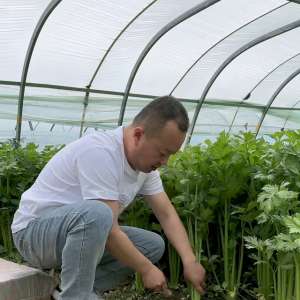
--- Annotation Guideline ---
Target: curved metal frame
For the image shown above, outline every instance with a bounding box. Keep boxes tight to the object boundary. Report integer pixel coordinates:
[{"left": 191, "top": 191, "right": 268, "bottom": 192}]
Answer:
[
  {"left": 15, "top": 0, "right": 62, "bottom": 143},
  {"left": 282, "top": 99, "right": 300, "bottom": 129},
  {"left": 117, "top": 0, "right": 220, "bottom": 126},
  {"left": 228, "top": 53, "right": 300, "bottom": 133},
  {"left": 79, "top": 0, "right": 158, "bottom": 137},
  {"left": 0, "top": 80, "right": 157, "bottom": 99},
  {"left": 186, "top": 20, "right": 300, "bottom": 145},
  {"left": 255, "top": 68, "right": 300, "bottom": 136},
  {"left": 169, "top": 3, "right": 287, "bottom": 96}
]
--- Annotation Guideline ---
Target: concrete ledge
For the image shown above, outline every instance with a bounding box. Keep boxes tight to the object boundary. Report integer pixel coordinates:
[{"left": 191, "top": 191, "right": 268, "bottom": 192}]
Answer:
[{"left": 0, "top": 258, "right": 55, "bottom": 300}]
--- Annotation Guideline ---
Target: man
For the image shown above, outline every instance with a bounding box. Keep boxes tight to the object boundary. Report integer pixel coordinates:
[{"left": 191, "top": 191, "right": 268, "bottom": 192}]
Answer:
[{"left": 11, "top": 96, "right": 205, "bottom": 300}]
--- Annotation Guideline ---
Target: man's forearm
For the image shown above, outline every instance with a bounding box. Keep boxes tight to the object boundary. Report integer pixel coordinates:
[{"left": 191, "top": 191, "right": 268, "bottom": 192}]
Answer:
[
  {"left": 105, "top": 227, "right": 153, "bottom": 274},
  {"left": 160, "top": 209, "right": 196, "bottom": 265}
]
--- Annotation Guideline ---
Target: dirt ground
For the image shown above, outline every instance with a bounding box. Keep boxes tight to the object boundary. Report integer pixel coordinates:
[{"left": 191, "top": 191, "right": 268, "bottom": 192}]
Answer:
[{"left": 103, "top": 284, "right": 190, "bottom": 300}]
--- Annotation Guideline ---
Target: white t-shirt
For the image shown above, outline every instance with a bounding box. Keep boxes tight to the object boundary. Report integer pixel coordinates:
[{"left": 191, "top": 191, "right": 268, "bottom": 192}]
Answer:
[{"left": 11, "top": 127, "right": 164, "bottom": 233}]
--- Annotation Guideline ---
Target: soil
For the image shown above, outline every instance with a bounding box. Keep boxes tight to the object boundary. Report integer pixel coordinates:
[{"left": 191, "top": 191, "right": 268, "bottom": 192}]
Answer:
[{"left": 103, "top": 284, "right": 190, "bottom": 300}]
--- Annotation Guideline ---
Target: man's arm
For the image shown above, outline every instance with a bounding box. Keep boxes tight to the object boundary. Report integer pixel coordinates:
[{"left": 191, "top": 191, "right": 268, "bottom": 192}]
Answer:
[
  {"left": 99, "top": 200, "right": 167, "bottom": 291},
  {"left": 145, "top": 192, "right": 206, "bottom": 294}
]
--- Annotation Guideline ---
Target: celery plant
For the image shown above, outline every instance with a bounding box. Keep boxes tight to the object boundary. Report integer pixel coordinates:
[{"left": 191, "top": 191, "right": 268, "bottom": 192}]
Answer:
[
  {"left": 167, "top": 242, "right": 181, "bottom": 289},
  {"left": 283, "top": 214, "right": 300, "bottom": 300},
  {"left": 244, "top": 236, "right": 273, "bottom": 299},
  {"left": 185, "top": 184, "right": 213, "bottom": 300},
  {"left": 205, "top": 133, "right": 250, "bottom": 299},
  {"left": 187, "top": 215, "right": 203, "bottom": 300},
  {"left": 245, "top": 184, "right": 300, "bottom": 300}
]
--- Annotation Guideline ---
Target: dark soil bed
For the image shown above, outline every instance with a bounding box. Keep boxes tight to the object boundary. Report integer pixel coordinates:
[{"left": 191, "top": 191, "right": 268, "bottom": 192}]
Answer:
[{"left": 103, "top": 284, "right": 189, "bottom": 300}]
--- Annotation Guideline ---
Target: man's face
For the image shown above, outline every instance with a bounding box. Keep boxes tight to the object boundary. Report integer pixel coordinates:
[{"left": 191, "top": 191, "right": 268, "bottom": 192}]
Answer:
[{"left": 133, "top": 121, "right": 186, "bottom": 173}]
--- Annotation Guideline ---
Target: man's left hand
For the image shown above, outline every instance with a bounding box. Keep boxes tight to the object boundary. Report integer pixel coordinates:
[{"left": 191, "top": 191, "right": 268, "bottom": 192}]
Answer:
[{"left": 183, "top": 261, "right": 206, "bottom": 294}]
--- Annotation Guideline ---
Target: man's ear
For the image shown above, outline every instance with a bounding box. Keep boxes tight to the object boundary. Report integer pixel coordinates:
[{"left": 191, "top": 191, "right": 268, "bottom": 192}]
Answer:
[{"left": 133, "top": 126, "right": 144, "bottom": 145}]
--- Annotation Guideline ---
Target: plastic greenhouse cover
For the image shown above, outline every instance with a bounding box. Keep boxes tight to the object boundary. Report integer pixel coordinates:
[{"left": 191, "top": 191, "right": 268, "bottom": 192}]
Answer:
[{"left": 0, "top": 0, "right": 299, "bottom": 145}]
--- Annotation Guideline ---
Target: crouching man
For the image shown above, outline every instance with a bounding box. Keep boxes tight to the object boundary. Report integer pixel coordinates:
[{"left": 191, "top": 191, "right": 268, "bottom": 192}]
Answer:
[{"left": 11, "top": 96, "right": 205, "bottom": 300}]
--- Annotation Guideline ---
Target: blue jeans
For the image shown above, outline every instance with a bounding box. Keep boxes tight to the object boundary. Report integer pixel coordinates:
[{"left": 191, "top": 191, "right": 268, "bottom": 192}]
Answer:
[{"left": 13, "top": 200, "right": 165, "bottom": 300}]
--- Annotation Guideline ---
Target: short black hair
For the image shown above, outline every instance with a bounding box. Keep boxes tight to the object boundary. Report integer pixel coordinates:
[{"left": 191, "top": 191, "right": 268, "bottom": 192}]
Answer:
[{"left": 132, "top": 96, "right": 189, "bottom": 136}]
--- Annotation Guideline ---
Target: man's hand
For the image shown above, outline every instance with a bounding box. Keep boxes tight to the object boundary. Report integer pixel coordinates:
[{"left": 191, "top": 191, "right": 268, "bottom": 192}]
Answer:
[
  {"left": 183, "top": 261, "right": 206, "bottom": 294},
  {"left": 140, "top": 264, "right": 168, "bottom": 292}
]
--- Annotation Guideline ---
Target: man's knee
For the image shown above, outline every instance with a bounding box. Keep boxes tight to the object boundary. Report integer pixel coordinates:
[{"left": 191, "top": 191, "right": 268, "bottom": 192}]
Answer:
[
  {"left": 122, "top": 227, "right": 166, "bottom": 263},
  {"left": 135, "top": 229, "right": 165, "bottom": 263},
  {"left": 70, "top": 200, "right": 113, "bottom": 235},
  {"left": 150, "top": 232, "right": 165, "bottom": 263}
]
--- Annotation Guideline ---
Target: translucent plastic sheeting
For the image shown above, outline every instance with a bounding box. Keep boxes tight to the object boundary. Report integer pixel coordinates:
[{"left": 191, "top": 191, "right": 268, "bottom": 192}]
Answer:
[
  {"left": 0, "top": 1, "right": 50, "bottom": 81},
  {"left": 1, "top": 0, "right": 300, "bottom": 146},
  {"left": 25, "top": 0, "right": 155, "bottom": 87},
  {"left": 0, "top": 84, "right": 84, "bottom": 143},
  {"left": 179, "top": 2, "right": 300, "bottom": 140},
  {"left": 193, "top": 98, "right": 300, "bottom": 136},
  {"left": 172, "top": 2, "right": 299, "bottom": 100},
  {"left": 229, "top": 106, "right": 285, "bottom": 135},
  {"left": 245, "top": 50, "right": 300, "bottom": 108},
  {"left": 190, "top": 105, "right": 294, "bottom": 143},
  {"left": 262, "top": 76, "right": 300, "bottom": 130},
  {"left": 270, "top": 76, "right": 300, "bottom": 108},
  {"left": 266, "top": 106, "right": 300, "bottom": 131},
  {"left": 228, "top": 107, "right": 263, "bottom": 133},
  {"left": 131, "top": 0, "right": 287, "bottom": 96},
  {"left": 281, "top": 103, "right": 300, "bottom": 129},
  {"left": 19, "top": 121, "right": 82, "bottom": 147},
  {"left": 0, "top": 119, "right": 16, "bottom": 143},
  {"left": 92, "top": 0, "right": 203, "bottom": 92},
  {"left": 193, "top": 104, "right": 261, "bottom": 134},
  {"left": 84, "top": 93, "right": 124, "bottom": 127},
  {"left": 0, "top": 84, "right": 19, "bottom": 141},
  {"left": 0, "top": 85, "right": 18, "bottom": 119},
  {"left": 22, "top": 87, "right": 85, "bottom": 125},
  {"left": 205, "top": 30, "right": 300, "bottom": 103},
  {"left": 216, "top": 31, "right": 300, "bottom": 133},
  {"left": 226, "top": 56, "right": 300, "bottom": 133},
  {"left": 122, "top": 0, "right": 289, "bottom": 122},
  {"left": 23, "top": 0, "right": 205, "bottom": 89}
]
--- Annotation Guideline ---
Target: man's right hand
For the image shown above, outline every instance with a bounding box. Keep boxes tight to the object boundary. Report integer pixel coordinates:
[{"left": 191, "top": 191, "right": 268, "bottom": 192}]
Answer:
[{"left": 140, "top": 264, "right": 167, "bottom": 291}]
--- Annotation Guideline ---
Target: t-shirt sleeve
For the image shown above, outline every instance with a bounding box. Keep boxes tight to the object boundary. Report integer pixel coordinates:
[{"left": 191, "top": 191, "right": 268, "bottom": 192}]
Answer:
[
  {"left": 75, "top": 146, "right": 120, "bottom": 201},
  {"left": 138, "top": 170, "right": 164, "bottom": 195}
]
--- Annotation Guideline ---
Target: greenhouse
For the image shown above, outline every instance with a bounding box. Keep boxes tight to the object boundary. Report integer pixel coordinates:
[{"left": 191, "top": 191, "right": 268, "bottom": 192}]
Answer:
[{"left": 1, "top": 0, "right": 300, "bottom": 299}]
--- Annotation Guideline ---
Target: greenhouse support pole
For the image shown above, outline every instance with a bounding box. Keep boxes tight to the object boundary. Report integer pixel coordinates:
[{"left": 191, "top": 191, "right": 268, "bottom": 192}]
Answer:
[
  {"left": 117, "top": 0, "right": 220, "bottom": 126},
  {"left": 255, "top": 68, "right": 300, "bottom": 136},
  {"left": 282, "top": 99, "right": 300, "bottom": 129},
  {"left": 79, "top": 88, "right": 90, "bottom": 137},
  {"left": 185, "top": 20, "right": 300, "bottom": 146},
  {"left": 228, "top": 53, "right": 300, "bottom": 133},
  {"left": 15, "top": 0, "right": 62, "bottom": 144},
  {"left": 227, "top": 94, "right": 251, "bottom": 134}
]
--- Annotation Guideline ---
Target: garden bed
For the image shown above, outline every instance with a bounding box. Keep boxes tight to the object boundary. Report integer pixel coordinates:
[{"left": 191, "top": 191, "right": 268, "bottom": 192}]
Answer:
[{"left": 103, "top": 284, "right": 189, "bottom": 300}]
